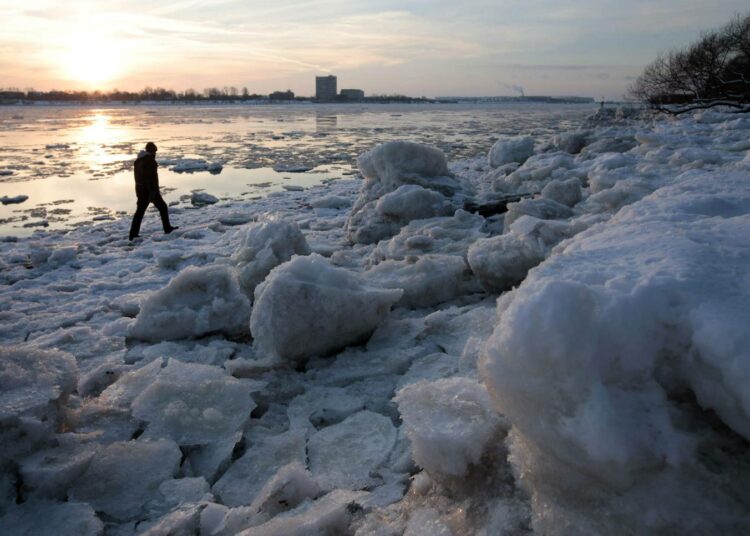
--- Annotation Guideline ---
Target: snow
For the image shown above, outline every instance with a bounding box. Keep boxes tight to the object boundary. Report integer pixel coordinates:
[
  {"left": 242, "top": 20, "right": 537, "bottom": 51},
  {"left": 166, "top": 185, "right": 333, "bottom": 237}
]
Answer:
[
  {"left": 481, "top": 167, "right": 750, "bottom": 533},
  {"left": 129, "top": 264, "right": 251, "bottom": 341},
  {"left": 3, "top": 105, "right": 750, "bottom": 534},
  {"left": 396, "top": 378, "right": 502, "bottom": 478},
  {"left": 488, "top": 136, "right": 535, "bottom": 167},
  {"left": 232, "top": 220, "right": 311, "bottom": 297},
  {"left": 250, "top": 254, "right": 402, "bottom": 363}
]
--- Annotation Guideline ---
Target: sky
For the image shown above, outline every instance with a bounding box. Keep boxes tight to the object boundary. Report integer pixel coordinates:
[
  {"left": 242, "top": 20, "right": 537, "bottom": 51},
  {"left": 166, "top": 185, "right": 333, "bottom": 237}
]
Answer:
[{"left": 1, "top": 0, "right": 748, "bottom": 99}]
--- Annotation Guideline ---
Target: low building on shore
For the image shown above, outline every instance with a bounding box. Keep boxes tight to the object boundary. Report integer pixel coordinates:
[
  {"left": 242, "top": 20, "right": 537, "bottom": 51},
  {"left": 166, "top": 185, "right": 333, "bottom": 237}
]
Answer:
[{"left": 340, "top": 89, "right": 365, "bottom": 101}]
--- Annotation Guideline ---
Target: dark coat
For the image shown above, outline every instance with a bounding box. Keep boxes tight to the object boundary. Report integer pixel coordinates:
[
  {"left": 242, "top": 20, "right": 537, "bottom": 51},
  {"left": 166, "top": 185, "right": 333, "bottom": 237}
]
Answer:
[{"left": 134, "top": 151, "right": 159, "bottom": 193}]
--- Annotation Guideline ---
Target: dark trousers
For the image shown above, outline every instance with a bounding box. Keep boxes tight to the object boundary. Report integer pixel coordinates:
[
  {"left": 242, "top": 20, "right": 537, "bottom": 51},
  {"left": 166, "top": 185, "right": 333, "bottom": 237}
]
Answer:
[{"left": 129, "top": 188, "right": 171, "bottom": 239}]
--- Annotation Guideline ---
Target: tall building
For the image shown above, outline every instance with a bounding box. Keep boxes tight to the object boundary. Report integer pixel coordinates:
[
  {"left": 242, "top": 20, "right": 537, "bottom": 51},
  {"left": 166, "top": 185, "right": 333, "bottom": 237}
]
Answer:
[{"left": 315, "top": 75, "right": 337, "bottom": 101}]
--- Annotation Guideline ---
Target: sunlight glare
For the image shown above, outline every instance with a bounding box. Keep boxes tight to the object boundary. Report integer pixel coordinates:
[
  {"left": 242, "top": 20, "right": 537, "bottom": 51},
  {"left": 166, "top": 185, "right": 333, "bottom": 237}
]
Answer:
[{"left": 62, "top": 33, "right": 129, "bottom": 88}]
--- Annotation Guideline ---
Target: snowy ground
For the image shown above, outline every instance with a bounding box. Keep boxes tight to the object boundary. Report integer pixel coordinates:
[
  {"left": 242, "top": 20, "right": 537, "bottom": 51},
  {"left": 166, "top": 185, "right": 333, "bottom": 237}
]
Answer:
[{"left": 1, "top": 106, "right": 750, "bottom": 535}]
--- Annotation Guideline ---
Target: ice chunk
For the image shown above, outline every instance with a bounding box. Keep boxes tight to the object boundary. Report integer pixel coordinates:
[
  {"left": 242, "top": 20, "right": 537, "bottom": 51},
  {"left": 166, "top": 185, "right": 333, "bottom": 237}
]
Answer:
[
  {"left": 0, "top": 194, "right": 28, "bottom": 205},
  {"left": 347, "top": 184, "right": 454, "bottom": 244},
  {"left": 308, "top": 410, "right": 397, "bottom": 490},
  {"left": 69, "top": 439, "right": 181, "bottom": 520},
  {"left": 357, "top": 141, "right": 458, "bottom": 196},
  {"left": 504, "top": 197, "right": 574, "bottom": 227},
  {"left": 129, "top": 264, "right": 251, "bottom": 341},
  {"left": 364, "top": 254, "right": 468, "bottom": 309},
  {"left": 488, "top": 136, "right": 534, "bottom": 167},
  {"left": 395, "top": 378, "right": 501, "bottom": 478},
  {"left": 311, "top": 195, "right": 351, "bottom": 209},
  {"left": 0, "top": 345, "right": 77, "bottom": 421},
  {"left": 346, "top": 141, "right": 465, "bottom": 244},
  {"left": 213, "top": 431, "right": 307, "bottom": 507},
  {"left": 192, "top": 191, "right": 219, "bottom": 206},
  {"left": 541, "top": 178, "right": 583, "bottom": 207},
  {"left": 100, "top": 357, "right": 163, "bottom": 408},
  {"left": 287, "top": 386, "right": 364, "bottom": 431},
  {"left": 468, "top": 216, "right": 573, "bottom": 292},
  {"left": 238, "top": 489, "right": 369, "bottom": 536},
  {"left": 20, "top": 441, "right": 97, "bottom": 499},
  {"left": 0, "top": 500, "right": 103, "bottom": 536},
  {"left": 370, "top": 210, "right": 487, "bottom": 263},
  {"left": 480, "top": 170, "right": 750, "bottom": 533},
  {"left": 553, "top": 131, "right": 589, "bottom": 154},
  {"left": 131, "top": 360, "right": 257, "bottom": 445},
  {"left": 250, "top": 462, "right": 321, "bottom": 517},
  {"left": 187, "top": 432, "right": 242, "bottom": 483},
  {"left": 232, "top": 220, "right": 311, "bottom": 297},
  {"left": 251, "top": 254, "right": 402, "bottom": 363}
]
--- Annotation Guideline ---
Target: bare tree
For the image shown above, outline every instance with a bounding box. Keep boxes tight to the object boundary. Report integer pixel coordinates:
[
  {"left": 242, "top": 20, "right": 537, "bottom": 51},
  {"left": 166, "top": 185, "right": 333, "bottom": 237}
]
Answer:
[{"left": 630, "top": 13, "right": 750, "bottom": 114}]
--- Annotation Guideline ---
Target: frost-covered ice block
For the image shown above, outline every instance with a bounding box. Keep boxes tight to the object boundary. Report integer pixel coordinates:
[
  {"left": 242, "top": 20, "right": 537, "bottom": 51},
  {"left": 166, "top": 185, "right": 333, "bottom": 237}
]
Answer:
[
  {"left": 287, "top": 386, "right": 364, "bottom": 431},
  {"left": 308, "top": 410, "right": 397, "bottom": 490},
  {"left": 395, "top": 378, "right": 501, "bottom": 478},
  {"left": 187, "top": 431, "right": 242, "bottom": 483},
  {"left": 347, "top": 141, "right": 466, "bottom": 244},
  {"left": 578, "top": 135, "right": 637, "bottom": 160},
  {"left": 468, "top": 216, "right": 573, "bottom": 293},
  {"left": 480, "top": 170, "right": 750, "bottom": 533},
  {"left": 347, "top": 184, "right": 454, "bottom": 245},
  {"left": 250, "top": 462, "right": 321, "bottom": 517},
  {"left": 504, "top": 197, "right": 574, "bottom": 227},
  {"left": 231, "top": 220, "right": 311, "bottom": 297},
  {"left": 541, "top": 178, "right": 583, "bottom": 207},
  {"left": 370, "top": 210, "right": 487, "bottom": 263},
  {"left": 69, "top": 439, "right": 181, "bottom": 521},
  {"left": 191, "top": 191, "right": 219, "bottom": 206},
  {"left": 251, "top": 254, "right": 402, "bottom": 363},
  {"left": 19, "top": 441, "right": 97, "bottom": 499},
  {"left": 143, "top": 477, "right": 213, "bottom": 520},
  {"left": 129, "top": 264, "right": 251, "bottom": 341},
  {"left": 138, "top": 504, "right": 205, "bottom": 536},
  {"left": 99, "top": 357, "right": 163, "bottom": 408},
  {"left": 364, "top": 254, "right": 468, "bottom": 309},
  {"left": 213, "top": 430, "right": 306, "bottom": 507},
  {"left": 237, "top": 489, "right": 369, "bottom": 536},
  {"left": 311, "top": 195, "right": 351, "bottom": 209},
  {"left": 0, "top": 500, "right": 103, "bottom": 536},
  {"left": 396, "top": 352, "right": 459, "bottom": 390},
  {"left": 488, "top": 136, "right": 534, "bottom": 167},
  {"left": 132, "top": 359, "right": 256, "bottom": 445},
  {"left": 553, "top": 131, "right": 590, "bottom": 154},
  {"left": 0, "top": 345, "right": 77, "bottom": 422}
]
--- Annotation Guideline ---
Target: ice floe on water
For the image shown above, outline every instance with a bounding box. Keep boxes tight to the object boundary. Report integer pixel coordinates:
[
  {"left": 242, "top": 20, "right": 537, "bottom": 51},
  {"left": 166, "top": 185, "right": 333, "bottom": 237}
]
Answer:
[{"left": 2, "top": 105, "right": 750, "bottom": 535}]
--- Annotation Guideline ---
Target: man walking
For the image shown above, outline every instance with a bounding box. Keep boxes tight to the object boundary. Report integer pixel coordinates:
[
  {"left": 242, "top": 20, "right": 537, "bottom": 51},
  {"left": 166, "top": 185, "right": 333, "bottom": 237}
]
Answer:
[{"left": 129, "top": 142, "right": 178, "bottom": 241}]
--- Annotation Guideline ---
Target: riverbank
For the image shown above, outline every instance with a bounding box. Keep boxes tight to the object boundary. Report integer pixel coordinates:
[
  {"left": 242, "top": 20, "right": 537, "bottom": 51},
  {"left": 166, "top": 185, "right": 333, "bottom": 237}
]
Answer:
[{"left": 1, "top": 107, "right": 749, "bottom": 535}]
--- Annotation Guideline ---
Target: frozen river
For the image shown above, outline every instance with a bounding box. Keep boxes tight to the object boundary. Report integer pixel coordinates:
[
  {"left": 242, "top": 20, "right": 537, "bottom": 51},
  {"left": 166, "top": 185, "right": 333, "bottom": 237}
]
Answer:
[{"left": 0, "top": 103, "right": 594, "bottom": 236}]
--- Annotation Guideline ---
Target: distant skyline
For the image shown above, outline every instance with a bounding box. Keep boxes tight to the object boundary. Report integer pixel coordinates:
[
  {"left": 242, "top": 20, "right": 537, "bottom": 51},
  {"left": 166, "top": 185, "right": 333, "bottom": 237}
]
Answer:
[{"left": 1, "top": 1, "right": 748, "bottom": 99}]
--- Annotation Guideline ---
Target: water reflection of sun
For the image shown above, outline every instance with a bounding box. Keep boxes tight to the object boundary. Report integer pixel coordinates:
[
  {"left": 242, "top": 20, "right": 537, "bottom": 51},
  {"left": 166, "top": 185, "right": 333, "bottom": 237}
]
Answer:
[{"left": 77, "top": 112, "right": 133, "bottom": 171}]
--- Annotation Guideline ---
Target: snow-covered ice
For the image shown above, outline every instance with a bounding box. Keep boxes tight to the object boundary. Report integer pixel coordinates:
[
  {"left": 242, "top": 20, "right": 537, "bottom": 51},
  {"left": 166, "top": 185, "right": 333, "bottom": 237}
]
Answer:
[
  {"left": 3, "top": 104, "right": 750, "bottom": 535},
  {"left": 250, "top": 254, "right": 402, "bottom": 363},
  {"left": 129, "top": 264, "right": 251, "bottom": 341}
]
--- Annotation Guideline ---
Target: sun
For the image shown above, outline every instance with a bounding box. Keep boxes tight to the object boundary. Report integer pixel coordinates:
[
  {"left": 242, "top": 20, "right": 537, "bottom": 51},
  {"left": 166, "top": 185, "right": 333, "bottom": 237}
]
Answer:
[{"left": 61, "top": 33, "right": 129, "bottom": 89}]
